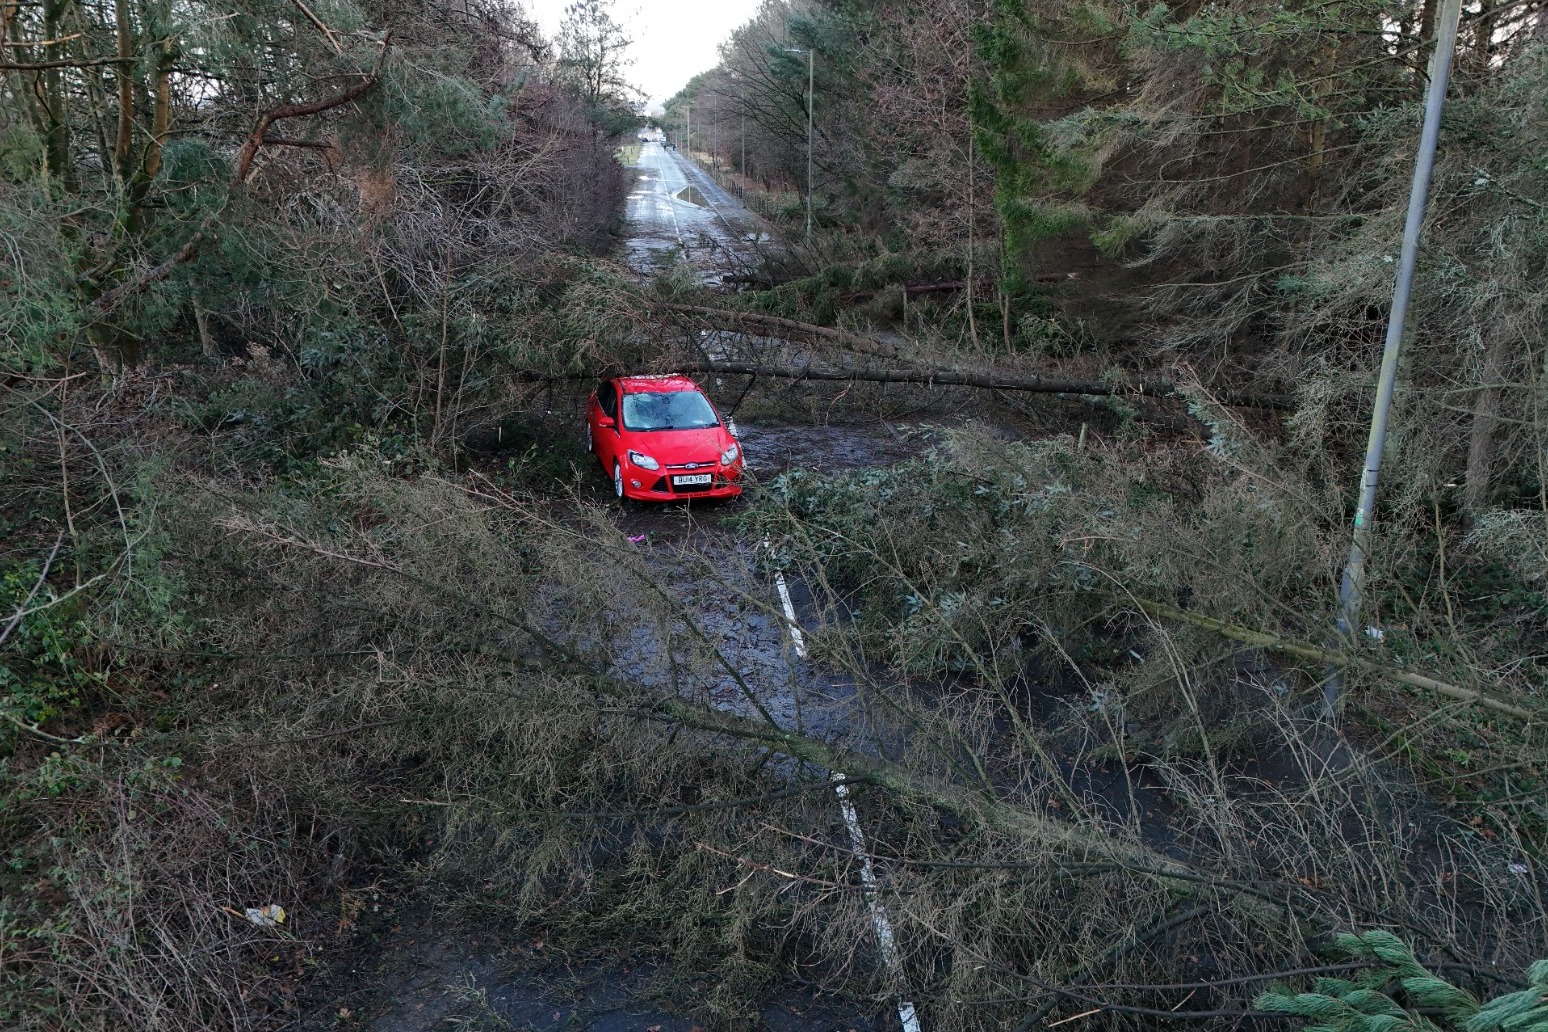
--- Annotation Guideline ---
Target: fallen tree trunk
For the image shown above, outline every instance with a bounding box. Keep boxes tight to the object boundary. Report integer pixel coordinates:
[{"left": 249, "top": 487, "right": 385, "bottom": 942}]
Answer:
[
  {"left": 1133, "top": 598, "right": 1538, "bottom": 721},
  {"left": 672, "top": 359, "right": 1294, "bottom": 410},
  {"left": 836, "top": 275, "right": 1073, "bottom": 305},
  {"left": 653, "top": 304, "right": 1292, "bottom": 409},
  {"left": 837, "top": 278, "right": 992, "bottom": 304},
  {"left": 655, "top": 303, "right": 905, "bottom": 360}
]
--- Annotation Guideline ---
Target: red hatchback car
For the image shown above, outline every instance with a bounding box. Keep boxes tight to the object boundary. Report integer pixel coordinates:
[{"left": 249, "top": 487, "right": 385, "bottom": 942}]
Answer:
[{"left": 586, "top": 374, "right": 744, "bottom": 501}]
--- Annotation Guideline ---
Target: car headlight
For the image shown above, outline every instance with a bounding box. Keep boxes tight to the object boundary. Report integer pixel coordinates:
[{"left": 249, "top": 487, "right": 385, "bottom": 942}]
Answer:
[
  {"left": 720, "top": 443, "right": 739, "bottom": 465},
  {"left": 627, "top": 450, "right": 660, "bottom": 470}
]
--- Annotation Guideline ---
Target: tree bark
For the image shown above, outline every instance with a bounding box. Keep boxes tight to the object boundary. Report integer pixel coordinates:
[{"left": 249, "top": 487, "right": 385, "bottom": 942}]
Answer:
[
  {"left": 1473, "top": 1, "right": 1497, "bottom": 69},
  {"left": 656, "top": 303, "right": 904, "bottom": 360},
  {"left": 1462, "top": 335, "right": 1510, "bottom": 517},
  {"left": 231, "top": 68, "right": 386, "bottom": 183},
  {"left": 1419, "top": 0, "right": 1439, "bottom": 45},
  {"left": 193, "top": 304, "right": 216, "bottom": 357},
  {"left": 617, "top": 359, "right": 1294, "bottom": 409},
  {"left": 143, "top": 39, "right": 173, "bottom": 180},
  {"left": 40, "top": 0, "right": 73, "bottom": 184},
  {"left": 0, "top": 0, "right": 17, "bottom": 49},
  {"left": 112, "top": 0, "right": 134, "bottom": 183}
]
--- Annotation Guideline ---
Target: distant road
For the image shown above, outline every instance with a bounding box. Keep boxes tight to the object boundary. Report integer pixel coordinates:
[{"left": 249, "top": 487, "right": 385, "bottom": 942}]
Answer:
[{"left": 623, "top": 141, "right": 768, "bottom": 285}]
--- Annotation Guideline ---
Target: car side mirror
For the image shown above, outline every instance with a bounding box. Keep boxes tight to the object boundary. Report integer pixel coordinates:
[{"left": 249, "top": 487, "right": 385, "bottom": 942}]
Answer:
[{"left": 598, "top": 415, "right": 616, "bottom": 430}]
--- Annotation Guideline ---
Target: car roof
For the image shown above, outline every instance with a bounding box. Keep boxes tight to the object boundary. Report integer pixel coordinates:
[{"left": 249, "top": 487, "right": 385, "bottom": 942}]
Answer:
[{"left": 614, "top": 373, "right": 704, "bottom": 394}]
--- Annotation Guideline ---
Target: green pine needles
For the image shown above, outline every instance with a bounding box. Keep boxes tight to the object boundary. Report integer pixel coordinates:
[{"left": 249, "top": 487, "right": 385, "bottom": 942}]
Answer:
[{"left": 1257, "top": 931, "right": 1548, "bottom": 1032}]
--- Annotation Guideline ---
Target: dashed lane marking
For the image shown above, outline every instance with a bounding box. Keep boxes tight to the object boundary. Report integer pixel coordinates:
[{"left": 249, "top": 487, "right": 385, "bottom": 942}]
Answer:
[
  {"left": 834, "top": 774, "right": 922, "bottom": 1032},
  {"left": 759, "top": 542, "right": 921, "bottom": 1032},
  {"left": 651, "top": 143, "right": 688, "bottom": 256},
  {"left": 762, "top": 538, "right": 807, "bottom": 659}
]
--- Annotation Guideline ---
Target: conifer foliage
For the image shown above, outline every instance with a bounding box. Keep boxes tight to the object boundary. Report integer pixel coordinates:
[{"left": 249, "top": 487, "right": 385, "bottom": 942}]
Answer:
[{"left": 1259, "top": 931, "right": 1548, "bottom": 1032}]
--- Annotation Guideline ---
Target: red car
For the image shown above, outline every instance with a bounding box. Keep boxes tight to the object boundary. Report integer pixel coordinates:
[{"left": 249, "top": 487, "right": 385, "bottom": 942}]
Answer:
[{"left": 585, "top": 374, "right": 744, "bottom": 501}]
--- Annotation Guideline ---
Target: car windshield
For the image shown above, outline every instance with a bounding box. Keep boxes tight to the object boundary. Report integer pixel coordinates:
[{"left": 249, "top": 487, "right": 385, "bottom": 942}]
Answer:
[{"left": 621, "top": 390, "right": 719, "bottom": 431}]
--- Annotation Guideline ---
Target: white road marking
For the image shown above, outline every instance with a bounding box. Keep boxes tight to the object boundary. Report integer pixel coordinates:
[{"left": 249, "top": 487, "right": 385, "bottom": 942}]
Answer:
[
  {"left": 834, "top": 774, "right": 922, "bottom": 1032},
  {"left": 652, "top": 144, "right": 688, "bottom": 256},
  {"left": 757, "top": 542, "right": 921, "bottom": 1031},
  {"left": 762, "top": 538, "right": 807, "bottom": 659}
]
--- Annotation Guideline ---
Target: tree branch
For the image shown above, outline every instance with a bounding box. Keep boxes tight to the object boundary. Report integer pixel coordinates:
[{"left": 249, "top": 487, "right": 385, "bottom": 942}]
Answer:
[
  {"left": 88, "top": 214, "right": 214, "bottom": 313},
  {"left": 0, "top": 55, "right": 130, "bottom": 69},
  {"left": 0, "top": 530, "right": 63, "bottom": 650},
  {"left": 1132, "top": 597, "right": 1538, "bottom": 720},
  {"left": 232, "top": 36, "right": 389, "bottom": 183},
  {"left": 287, "top": 0, "right": 344, "bottom": 54},
  {"left": 90, "top": 34, "right": 390, "bottom": 315}
]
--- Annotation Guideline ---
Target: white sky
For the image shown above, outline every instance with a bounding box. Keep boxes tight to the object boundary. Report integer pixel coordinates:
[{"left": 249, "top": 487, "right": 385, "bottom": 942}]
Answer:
[{"left": 522, "top": 0, "right": 765, "bottom": 111}]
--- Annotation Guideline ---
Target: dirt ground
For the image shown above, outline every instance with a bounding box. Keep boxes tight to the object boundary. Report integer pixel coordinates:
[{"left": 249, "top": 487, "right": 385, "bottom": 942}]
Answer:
[{"left": 285, "top": 902, "right": 883, "bottom": 1032}]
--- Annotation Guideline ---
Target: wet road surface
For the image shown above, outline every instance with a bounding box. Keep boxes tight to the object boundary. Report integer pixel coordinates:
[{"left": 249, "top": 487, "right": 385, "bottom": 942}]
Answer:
[{"left": 624, "top": 141, "right": 771, "bottom": 285}]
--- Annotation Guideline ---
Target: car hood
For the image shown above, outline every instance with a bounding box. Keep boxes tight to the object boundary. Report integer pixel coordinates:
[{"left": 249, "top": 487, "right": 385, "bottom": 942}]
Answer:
[{"left": 631, "top": 426, "right": 729, "bottom": 465}]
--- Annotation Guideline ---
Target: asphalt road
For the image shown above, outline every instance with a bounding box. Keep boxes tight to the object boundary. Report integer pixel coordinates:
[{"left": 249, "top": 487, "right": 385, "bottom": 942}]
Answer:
[
  {"left": 617, "top": 143, "right": 926, "bottom": 1032},
  {"left": 623, "top": 140, "right": 769, "bottom": 285}
]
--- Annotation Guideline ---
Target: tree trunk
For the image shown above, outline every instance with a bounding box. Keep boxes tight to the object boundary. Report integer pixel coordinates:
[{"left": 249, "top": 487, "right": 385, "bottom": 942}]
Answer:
[
  {"left": 143, "top": 40, "right": 173, "bottom": 181},
  {"left": 41, "top": 0, "right": 73, "bottom": 184},
  {"left": 1419, "top": 0, "right": 1439, "bottom": 44},
  {"left": 113, "top": 0, "right": 135, "bottom": 183},
  {"left": 1473, "top": 1, "right": 1497, "bottom": 70},
  {"left": 1463, "top": 335, "right": 1511, "bottom": 517},
  {"left": 193, "top": 304, "right": 216, "bottom": 357},
  {"left": 966, "top": 132, "right": 979, "bottom": 350}
]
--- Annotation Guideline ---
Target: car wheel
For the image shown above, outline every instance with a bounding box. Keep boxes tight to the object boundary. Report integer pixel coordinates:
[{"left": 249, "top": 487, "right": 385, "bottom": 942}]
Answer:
[{"left": 613, "top": 462, "right": 624, "bottom": 499}]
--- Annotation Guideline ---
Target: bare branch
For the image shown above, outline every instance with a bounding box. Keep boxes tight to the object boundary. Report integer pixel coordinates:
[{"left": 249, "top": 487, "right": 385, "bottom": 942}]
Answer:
[
  {"left": 287, "top": 0, "right": 345, "bottom": 54},
  {"left": 0, "top": 530, "right": 64, "bottom": 650}
]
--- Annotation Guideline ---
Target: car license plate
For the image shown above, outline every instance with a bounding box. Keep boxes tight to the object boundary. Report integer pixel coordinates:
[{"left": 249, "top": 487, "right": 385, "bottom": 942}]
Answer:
[{"left": 673, "top": 474, "right": 712, "bottom": 487}]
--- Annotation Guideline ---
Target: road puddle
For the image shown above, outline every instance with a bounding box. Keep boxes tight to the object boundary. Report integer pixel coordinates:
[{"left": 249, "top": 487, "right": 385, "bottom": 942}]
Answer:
[{"left": 675, "top": 185, "right": 709, "bottom": 207}]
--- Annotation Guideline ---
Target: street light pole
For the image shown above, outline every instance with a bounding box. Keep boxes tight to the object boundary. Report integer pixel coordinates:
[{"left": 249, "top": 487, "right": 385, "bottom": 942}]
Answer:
[{"left": 1326, "top": 0, "right": 1463, "bottom": 717}]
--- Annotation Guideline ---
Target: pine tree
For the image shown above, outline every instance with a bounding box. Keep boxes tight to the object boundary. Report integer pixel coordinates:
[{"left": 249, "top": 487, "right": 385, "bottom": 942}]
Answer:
[{"left": 1257, "top": 931, "right": 1548, "bottom": 1032}]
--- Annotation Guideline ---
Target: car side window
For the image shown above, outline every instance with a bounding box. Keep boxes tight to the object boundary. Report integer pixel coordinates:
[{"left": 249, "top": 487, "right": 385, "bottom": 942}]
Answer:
[{"left": 596, "top": 381, "right": 617, "bottom": 419}]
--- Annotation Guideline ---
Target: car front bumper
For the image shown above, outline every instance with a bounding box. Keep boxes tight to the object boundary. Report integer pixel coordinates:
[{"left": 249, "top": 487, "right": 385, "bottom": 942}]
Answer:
[{"left": 620, "top": 469, "right": 743, "bottom": 501}]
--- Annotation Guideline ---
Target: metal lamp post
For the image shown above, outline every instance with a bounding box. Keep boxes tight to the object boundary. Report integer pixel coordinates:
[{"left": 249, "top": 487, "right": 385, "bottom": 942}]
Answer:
[{"left": 1326, "top": 0, "right": 1463, "bottom": 717}]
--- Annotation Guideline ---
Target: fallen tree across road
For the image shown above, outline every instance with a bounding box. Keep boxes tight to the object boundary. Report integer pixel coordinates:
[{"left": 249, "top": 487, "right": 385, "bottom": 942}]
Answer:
[
  {"left": 655, "top": 302, "right": 906, "bottom": 360},
  {"left": 669, "top": 359, "right": 1295, "bottom": 410},
  {"left": 505, "top": 358, "right": 1292, "bottom": 410}
]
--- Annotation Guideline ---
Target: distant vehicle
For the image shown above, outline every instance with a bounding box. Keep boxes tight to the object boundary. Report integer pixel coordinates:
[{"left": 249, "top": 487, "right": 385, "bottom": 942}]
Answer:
[{"left": 585, "top": 374, "right": 743, "bottom": 501}]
